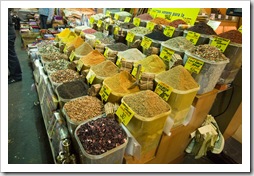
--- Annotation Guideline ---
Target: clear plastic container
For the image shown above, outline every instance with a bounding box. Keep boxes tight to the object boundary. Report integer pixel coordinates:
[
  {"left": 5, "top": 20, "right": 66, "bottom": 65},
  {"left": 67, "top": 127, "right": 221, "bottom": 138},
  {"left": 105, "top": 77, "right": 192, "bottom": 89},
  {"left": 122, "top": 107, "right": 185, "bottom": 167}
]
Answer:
[
  {"left": 183, "top": 30, "right": 210, "bottom": 46},
  {"left": 217, "top": 68, "right": 240, "bottom": 85},
  {"left": 160, "top": 42, "right": 185, "bottom": 69},
  {"left": 121, "top": 91, "right": 171, "bottom": 156},
  {"left": 170, "top": 106, "right": 191, "bottom": 128},
  {"left": 209, "top": 38, "right": 242, "bottom": 71},
  {"left": 74, "top": 115, "right": 128, "bottom": 164},
  {"left": 183, "top": 51, "right": 229, "bottom": 94},
  {"left": 141, "top": 36, "right": 163, "bottom": 56}
]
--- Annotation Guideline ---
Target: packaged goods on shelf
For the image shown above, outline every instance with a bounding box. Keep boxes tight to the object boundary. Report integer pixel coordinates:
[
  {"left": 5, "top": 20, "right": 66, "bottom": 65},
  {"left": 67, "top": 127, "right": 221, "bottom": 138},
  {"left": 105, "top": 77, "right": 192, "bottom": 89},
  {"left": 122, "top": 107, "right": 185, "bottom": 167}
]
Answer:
[
  {"left": 75, "top": 115, "right": 128, "bottom": 164},
  {"left": 183, "top": 45, "right": 229, "bottom": 94},
  {"left": 100, "top": 71, "right": 140, "bottom": 103},
  {"left": 62, "top": 96, "right": 104, "bottom": 136},
  {"left": 119, "top": 90, "right": 171, "bottom": 157}
]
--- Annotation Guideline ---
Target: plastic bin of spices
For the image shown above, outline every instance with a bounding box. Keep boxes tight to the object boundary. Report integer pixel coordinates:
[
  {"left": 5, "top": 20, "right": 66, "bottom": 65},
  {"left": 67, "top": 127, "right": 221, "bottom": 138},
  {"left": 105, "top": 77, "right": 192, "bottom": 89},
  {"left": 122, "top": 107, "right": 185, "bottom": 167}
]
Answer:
[
  {"left": 119, "top": 90, "right": 171, "bottom": 157},
  {"left": 74, "top": 115, "right": 128, "bottom": 164},
  {"left": 62, "top": 96, "right": 104, "bottom": 136},
  {"left": 183, "top": 45, "right": 229, "bottom": 94},
  {"left": 183, "top": 30, "right": 210, "bottom": 46},
  {"left": 155, "top": 65, "right": 200, "bottom": 111}
]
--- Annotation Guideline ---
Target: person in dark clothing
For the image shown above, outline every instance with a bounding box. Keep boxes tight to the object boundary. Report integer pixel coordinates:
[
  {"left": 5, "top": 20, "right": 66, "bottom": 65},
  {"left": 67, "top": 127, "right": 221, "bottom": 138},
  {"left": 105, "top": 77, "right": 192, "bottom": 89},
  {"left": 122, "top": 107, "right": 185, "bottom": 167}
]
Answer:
[{"left": 8, "top": 9, "right": 22, "bottom": 84}]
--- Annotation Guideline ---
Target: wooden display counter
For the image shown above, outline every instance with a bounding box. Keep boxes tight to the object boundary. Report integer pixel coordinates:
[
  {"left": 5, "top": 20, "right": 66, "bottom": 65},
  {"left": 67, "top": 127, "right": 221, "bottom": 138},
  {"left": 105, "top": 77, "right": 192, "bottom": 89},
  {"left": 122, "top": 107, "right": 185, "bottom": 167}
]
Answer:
[{"left": 125, "top": 89, "right": 219, "bottom": 164}]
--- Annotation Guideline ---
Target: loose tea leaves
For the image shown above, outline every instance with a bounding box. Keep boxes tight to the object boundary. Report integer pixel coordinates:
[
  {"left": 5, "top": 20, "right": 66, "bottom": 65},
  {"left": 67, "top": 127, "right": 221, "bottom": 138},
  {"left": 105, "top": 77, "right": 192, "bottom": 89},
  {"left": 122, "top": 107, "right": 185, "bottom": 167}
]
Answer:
[
  {"left": 188, "top": 44, "right": 228, "bottom": 62},
  {"left": 64, "top": 96, "right": 104, "bottom": 123},
  {"left": 50, "top": 69, "right": 81, "bottom": 84},
  {"left": 76, "top": 117, "right": 127, "bottom": 155},
  {"left": 57, "top": 80, "right": 88, "bottom": 99}
]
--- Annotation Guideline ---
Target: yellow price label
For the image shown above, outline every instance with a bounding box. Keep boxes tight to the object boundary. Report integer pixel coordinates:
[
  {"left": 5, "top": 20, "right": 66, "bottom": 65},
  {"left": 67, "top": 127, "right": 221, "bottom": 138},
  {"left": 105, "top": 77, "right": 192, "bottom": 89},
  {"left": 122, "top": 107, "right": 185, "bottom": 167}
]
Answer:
[
  {"left": 126, "top": 32, "right": 135, "bottom": 42},
  {"left": 149, "top": 10, "right": 158, "bottom": 18},
  {"left": 163, "top": 26, "right": 175, "bottom": 37},
  {"left": 95, "top": 40, "right": 101, "bottom": 47},
  {"left": 210, "top": 37, "right": 230, "bottom": 53},
  {"left": 114, "top": 26, "right": 119, "bottom": 35},
  {"left": 184, "top": 56, "right": 204, "bottom": 74},
  {"left": 116, "top": 56, "right": 122, "bottom": 67},
  {"left": 120, "top": 8, "right": 124, "bottom": 11},
  {"left": 141, "top": 37, "right": 152, "bottom": 49},
  {"left": 154, "top": 81, "right": 173, "bottom": 101},
  {"left": 133, "top": 17, "right": 141, "bottom": 27},
  {"left": 185, "top": 31, "right": 200, "bottom": 45},
  {"left": 54, "top": 35, "right": 59, "bottom": 42},
  {"left": 79, "top": 31, "right": 84, "bottom": 37},
  {"left": 76, "top": 60, "right": 83, "bottom": 71},
  {"left": 106, "top": 10, "right": 111, "bottom": 16},
  {"left": 159, "top": 47, "right": 175, "bottom": 62},
  {"left": 131, "top": 65, "right": 144, "bottom": 79},
  {"left": 105, "top": 23, "right": 109, "bottom": 30},
  {"left": 124, "top": 17, "right": 131, "bottom": 23},
  {"left": 86, "top": 69, "right": 96, "bottom": 84},
  {"left": 63, "top": 45, "right": 68, "bottom": 53},
  {"left": 89, "top": 17, "right": 95, "bottom": 24},
  {"left": 114, "top": 14, "right": 120, "bottom": 20},
  {"left": 69, "top": 51, "right": 75, "bottom": 61},
  {"left": 97, "top": 20, "right": 103, "bottom": 28},
  {"left": 99, "top": 84, "right": 111, "bottom": 102},
  {"left": 116, "top": 102, "right": 135, "bottom": 126},
  {"left": 238, "top": 25, "right": 242, "bottom": 33},
  {"left": 146, "top": 21, "right": 155, "bottom": 31},
  {"left": 104, "top": 48, "right": 109, "bottom": 57}
]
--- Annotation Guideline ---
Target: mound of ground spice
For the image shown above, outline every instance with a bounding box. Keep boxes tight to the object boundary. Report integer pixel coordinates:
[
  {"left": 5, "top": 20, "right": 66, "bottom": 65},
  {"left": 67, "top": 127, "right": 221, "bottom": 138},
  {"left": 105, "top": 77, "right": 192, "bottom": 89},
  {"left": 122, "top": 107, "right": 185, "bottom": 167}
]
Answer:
[
  {"left": 135, "top": 54, "right": 166, "bottom": 74},
  {"left": 91, "top": 60, "right": 119, "bottom": 77},
  {"left": 168, "top": 19, "right": 187, "bottom": 28},
  {"left": 136, "top": 13, "right": 153, "bottom": 21},
  {"left": 64, "top": 96, "right": 104, "bottom": 123},
  {"left": 104, "top": 71, "right": 140, "bottom": 94},
  {"left": 155, "top": 65, "right": 199, "bottom": 91},
  {"left": 107, "top": 43, "right": 129, "bottom": 51},
  {"left": 117, "top": 48, "right": 146, "bottom": 61},
  {"left": 218, "top": 30, "right": 242, "bottom": 44},
  {"left": 162, "top": 36, "right": 194, "bottom": 51},
  {"left": 144, "top": 30, "right": 170, "bottom": 41},
  {"left": 186, "top": 22, "right": 217, "bottom": 35},
  {"left": 150, "top": 17, "right": 171, "bottom": 26},
  {"left": 123, "top": 90, "right": 170, "bottom": 118},
  {"left": 80, "top": 50, "right": 106, "bottom": 68},
  {"left": 56, "top": 80, "right": 88, "bottom": 99},
  {"left": 75, "top": 42, "right": 94, "bottom": 56}
]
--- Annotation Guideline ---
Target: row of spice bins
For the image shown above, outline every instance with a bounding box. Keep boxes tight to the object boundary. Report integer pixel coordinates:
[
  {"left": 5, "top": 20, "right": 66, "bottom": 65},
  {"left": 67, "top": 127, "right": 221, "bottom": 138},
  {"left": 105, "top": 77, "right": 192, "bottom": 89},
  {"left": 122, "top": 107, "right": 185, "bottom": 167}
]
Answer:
[{"left": 30, "top": 11, "right": 242, "bottom": 164}]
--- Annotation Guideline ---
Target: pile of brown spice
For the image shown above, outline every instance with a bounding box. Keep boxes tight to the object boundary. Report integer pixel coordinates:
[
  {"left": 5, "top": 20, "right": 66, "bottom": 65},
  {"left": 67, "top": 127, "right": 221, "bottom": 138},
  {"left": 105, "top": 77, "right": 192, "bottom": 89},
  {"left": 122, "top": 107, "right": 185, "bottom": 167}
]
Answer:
[
  {"left": 80, "top": 50, "right": 106, "bottom": 68},
  {"left": 136, "top": 13, "right": 153, "bottom": 21},
  {"left": 91, "top": 60, "right": 119, "bottom": 77},
  {"left": 150, "top": 17, "right": 171, "bottom": 26},
  {"left": 188, "top": 44, "right": 228, "bottom": 62},
  {"left": 41, "top": 52, "right": 68, "bottom": 62},
  {"left": 123, "top": 90, "right": 170, "bottom": 118},
  {"left": 218, "top": 30, "right": 242, "bottom": 44},
  {"left": 104, "top": 71, "right": 140, "bottom": 94},
  {"left": 186, "top": 22, "right": 216, "bottom": 35},
  {"left": 155, "top": 65, "right": 199, "bottom": 91},
  {"left": 64, "top": 96, "right": 104, "bottom": 123},
  {"left": 50, "top": 69, "right": 81, "bottom": 84},
  {"left": 168, "top": 19, "right": 187, "bottom": 28}
]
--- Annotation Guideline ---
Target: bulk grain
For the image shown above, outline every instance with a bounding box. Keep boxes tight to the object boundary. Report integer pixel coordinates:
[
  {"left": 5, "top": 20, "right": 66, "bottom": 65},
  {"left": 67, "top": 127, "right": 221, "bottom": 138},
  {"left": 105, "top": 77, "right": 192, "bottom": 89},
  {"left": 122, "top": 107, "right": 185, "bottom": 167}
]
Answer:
[{"left": 64, "top": 96, "right": 104, "bottom": 123}]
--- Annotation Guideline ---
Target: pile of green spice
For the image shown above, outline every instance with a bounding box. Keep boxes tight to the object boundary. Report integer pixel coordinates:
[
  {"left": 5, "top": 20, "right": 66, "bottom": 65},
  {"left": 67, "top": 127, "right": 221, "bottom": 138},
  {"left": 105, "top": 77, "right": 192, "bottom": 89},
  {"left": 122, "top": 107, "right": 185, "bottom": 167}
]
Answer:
[{"left": 162, "top": 36, "right": 194, "bottom": 51}]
